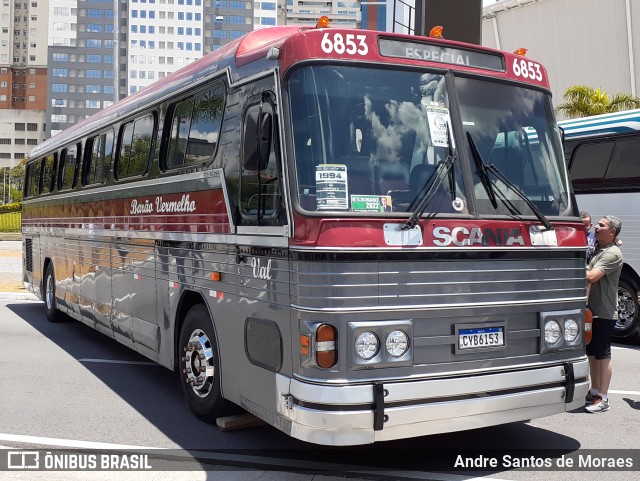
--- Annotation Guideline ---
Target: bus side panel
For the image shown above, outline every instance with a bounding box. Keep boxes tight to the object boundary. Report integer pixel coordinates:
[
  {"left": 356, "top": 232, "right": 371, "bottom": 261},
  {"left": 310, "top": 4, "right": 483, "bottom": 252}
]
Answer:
[
  {"left": 78, "top": 238, "right": 96, "bottom": 325},
  {"left": 129, "top": 238, "right": 160, "bottom": 356},
  {"left": 94, "top": 239, "right": 114, "bottom": 337},
  {"left": 111, "top": 240, "right": 135, "bottom": 349},
  {"left": 221, "top": 249, "right": 292, "bottom": 429},
  {"left": 52, "top": 236, "right": 80, "bottom": 315}
]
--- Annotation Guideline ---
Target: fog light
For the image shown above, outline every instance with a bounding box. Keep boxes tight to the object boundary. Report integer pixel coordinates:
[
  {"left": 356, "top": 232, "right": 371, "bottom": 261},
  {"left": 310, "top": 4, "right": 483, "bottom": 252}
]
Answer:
[
  {"left": 385, "top": 330, "right": 409, "bottom": 357},
  {"left": 355, "top": 332, "right": 379, "bottom": 360},
  {"left": 544, "top": 320, "right": 561, "bottom": 345},
  {"left": 564, "top": 319, "right": 579, "bottom": 343}
]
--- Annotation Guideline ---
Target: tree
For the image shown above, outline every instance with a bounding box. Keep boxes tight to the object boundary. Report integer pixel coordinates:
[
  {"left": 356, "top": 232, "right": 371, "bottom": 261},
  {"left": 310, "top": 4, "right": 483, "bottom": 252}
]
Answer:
[{"left": 556, "top": 85, "right": 640, "bottom": 119}]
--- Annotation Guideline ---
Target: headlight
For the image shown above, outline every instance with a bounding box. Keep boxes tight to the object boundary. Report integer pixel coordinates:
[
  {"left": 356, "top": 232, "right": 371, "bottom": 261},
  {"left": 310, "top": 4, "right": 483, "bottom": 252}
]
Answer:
[
  {"left": 355, "top": 332, "right": 379, "bottom": 360},
  {"left": 385, "top": 330, "right": 409, "bottom": 357},
  {"left": 544, "top": 320, "right": 561, "bottom": 345},
  {"left": 564, "top": 319, "right": 580, "bottom": 342}
]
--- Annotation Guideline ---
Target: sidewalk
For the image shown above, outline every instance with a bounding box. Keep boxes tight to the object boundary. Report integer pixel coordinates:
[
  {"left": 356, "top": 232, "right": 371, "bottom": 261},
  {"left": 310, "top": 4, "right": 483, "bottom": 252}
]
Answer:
[{"left": 0, "top": 238, "right": 34, "bottom": 299}]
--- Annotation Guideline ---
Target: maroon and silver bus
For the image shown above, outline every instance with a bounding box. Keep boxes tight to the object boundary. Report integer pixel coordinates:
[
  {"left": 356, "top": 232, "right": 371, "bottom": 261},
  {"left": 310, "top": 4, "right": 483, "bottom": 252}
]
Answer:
[{"left": 23, "top": 22, "right": 589, "bottom": 445}]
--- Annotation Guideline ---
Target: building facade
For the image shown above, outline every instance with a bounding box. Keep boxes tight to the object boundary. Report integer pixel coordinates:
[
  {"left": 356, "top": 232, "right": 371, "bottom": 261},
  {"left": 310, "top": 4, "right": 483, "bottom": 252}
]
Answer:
[
  {"left": 0, "top": 0, "right": 48, "bottom": 168},
  {"left": 482, "top": 0, "right": 640, "bottom": 115},
  {"left": 285, "top": 0, "right": 361, "bottom": 27},
  {"left": 45, "top": 0, "right": 256, "bottom": 135}
]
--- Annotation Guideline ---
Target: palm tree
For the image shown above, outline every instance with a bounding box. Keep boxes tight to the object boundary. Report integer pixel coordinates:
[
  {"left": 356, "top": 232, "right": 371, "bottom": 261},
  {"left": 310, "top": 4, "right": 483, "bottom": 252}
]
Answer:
[{"left": 556, "top": 85, "right": 640, "bottom": 118}]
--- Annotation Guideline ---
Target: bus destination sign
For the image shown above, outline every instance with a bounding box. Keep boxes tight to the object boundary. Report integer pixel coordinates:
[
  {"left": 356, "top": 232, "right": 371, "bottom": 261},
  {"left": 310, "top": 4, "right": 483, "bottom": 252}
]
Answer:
[{"left": 379, "top": 38, "right": 505, "bottom": 72}]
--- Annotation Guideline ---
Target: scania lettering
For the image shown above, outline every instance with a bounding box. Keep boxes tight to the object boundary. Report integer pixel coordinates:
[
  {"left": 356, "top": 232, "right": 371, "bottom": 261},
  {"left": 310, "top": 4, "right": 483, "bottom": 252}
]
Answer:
[
  {"left": 23, "top": 20, "right": 588, "bottom": 446},
  {"left": 432, "top": 226, "right": 525, "bottom": 246}
]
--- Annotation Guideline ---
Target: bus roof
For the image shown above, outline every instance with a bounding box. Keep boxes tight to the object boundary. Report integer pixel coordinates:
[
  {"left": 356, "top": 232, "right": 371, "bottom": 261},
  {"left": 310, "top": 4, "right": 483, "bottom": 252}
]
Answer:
[
  {"left": 558, "top": 108, "right": 640, "bottom": 140},
  {"left": 29, "top": 25, "right": 550, "bottom": 161}
]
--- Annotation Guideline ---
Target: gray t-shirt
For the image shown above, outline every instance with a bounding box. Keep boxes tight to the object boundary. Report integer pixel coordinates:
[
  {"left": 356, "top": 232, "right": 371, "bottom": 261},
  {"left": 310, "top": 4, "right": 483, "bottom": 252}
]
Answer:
[{"left": 588, "top": 242, "right": 623, "bottom": 320}]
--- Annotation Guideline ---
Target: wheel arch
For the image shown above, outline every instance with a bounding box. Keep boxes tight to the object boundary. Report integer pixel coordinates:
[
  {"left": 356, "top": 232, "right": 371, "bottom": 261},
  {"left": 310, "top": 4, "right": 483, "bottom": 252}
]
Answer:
[
  {"left": 616, "top": 263, "right": 640, "bottom": 342},
  {"left": 41, "top": 256, "right": 53, "bottom": 296},
  {"left": 173, "top": 289, "right": 214, "bottom": 371},
  {"left": 621, "top": 263, "right": 640, "bottom": 289}
]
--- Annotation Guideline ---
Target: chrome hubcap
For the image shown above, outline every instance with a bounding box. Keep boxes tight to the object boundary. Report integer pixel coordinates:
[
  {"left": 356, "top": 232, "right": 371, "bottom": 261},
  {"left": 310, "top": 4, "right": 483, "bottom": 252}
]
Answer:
[
  {"left": 182, "top": 329, "right": 215, "bottom": 398},
  {"left": 616, "top": 287, "right": 636, "bottom": 331},
  {"left": 46, "top": 273, "right": 54, "bottom": 311}
]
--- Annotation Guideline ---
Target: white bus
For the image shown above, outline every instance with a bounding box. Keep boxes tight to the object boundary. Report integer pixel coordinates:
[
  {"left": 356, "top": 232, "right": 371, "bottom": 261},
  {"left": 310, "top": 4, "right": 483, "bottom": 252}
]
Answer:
[{"left": 561, "top": 109, "right": 640, "bottom": 342}]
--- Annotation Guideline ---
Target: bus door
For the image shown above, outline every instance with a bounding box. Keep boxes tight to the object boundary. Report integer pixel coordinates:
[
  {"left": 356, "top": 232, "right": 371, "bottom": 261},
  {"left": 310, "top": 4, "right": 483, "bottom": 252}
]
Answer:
[{"left": 226, "top": 86, "right": 292, "bottom": 418}]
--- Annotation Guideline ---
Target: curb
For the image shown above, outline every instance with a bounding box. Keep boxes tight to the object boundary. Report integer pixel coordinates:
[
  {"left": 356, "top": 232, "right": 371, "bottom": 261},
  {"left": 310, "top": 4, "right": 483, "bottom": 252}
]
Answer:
[{"left": 0, "top": 233, "right": 22, "bottom": 241}]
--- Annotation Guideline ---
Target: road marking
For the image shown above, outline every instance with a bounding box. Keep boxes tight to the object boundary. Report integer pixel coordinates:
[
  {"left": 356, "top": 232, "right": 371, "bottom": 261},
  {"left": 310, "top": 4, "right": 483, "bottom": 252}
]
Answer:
[
  {"left": 0, "top": 433, "right": 155, "bottom": 450},
  {"left": 0, "top": 433, "right": 513, "bottom": 481},
  {"left": 609, "top": 389, "right": 640, "bottom": 396},
  {"left": 78, "top": 358, "right": 157, "bottom": 365}
]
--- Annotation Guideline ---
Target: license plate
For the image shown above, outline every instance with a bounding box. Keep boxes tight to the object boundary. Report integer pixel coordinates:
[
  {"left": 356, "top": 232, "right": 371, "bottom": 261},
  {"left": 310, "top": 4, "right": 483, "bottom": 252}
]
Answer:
[{"left": 458, "top": 327, "right": 504, "bottom": 350}]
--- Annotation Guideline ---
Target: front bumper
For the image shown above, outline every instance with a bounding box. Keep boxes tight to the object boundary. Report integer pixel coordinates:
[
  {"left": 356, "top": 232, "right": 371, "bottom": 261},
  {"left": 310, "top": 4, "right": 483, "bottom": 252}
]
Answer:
[{"left": 277, "top": 359, "right": 589, "bottom": 445}]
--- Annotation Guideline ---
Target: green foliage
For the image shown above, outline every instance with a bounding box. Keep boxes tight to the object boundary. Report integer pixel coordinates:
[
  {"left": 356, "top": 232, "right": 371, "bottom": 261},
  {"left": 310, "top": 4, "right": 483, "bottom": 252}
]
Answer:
[
  {"left": 0, "top": 202, "right": 22, "bottom": 214},
  {"left": 556, "top": 85, "right": 640, "bottom": 119}
]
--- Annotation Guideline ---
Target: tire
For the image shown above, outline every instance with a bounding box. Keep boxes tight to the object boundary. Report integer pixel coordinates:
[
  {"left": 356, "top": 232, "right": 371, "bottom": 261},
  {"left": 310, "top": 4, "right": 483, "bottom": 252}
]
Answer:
[
  {"left": 44, "top": 263, "right": 63, "bottom": 323},
  {"left": 613, "top": 274, "right": 640, "bottom": 343},
  {"left": 178, "top": 304, "right": 232, "bottom": 423}
]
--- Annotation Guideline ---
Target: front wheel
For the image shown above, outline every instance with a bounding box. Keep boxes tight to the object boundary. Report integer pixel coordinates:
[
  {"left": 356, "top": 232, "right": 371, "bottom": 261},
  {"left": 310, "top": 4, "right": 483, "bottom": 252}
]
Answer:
[
  {"left": 44, "top": 263, "right": 63, "bottom": 322},
  {"left": 178, "top": 304, "right": 232, "bottom": 423},
  {"left": 614, "top": 274, "right": 640, "bottom": 343}
]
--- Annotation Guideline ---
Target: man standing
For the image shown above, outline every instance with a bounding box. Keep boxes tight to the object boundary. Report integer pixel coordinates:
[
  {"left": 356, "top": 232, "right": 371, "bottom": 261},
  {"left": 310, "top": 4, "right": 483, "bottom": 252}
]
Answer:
[{"left": 585, "top": 215, "right": 623, "bottom": 413}]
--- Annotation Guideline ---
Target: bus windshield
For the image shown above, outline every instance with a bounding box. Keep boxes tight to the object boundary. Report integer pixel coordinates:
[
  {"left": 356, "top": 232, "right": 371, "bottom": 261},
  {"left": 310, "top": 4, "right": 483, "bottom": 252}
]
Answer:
[
  {"left": 288, "top": 65, "right": 570, "bottom": 217},
  {"left": 457, "top": 76, "right": 570, "bottom": 217}
]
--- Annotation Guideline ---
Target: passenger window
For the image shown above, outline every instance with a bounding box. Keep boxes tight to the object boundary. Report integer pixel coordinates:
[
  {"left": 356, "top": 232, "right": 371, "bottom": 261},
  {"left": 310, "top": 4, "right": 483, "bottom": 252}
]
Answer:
[
  {"left": 84, "top": 129, "right": 113, "bottom": 185},
  {"left": 165, "top": 83, "right": 225, "bottom": 170},
  {"left": 25, "top": 161, "right": 41, "bottom": 198},
  {"left": 41, "top": 154, "right": 56, "bottom": 194},
  {"left": 117, "top": 113, "right": 155, "bottom": 179},
  {"left": 59, "top": 145, "right": 80, "bottom": 191}
]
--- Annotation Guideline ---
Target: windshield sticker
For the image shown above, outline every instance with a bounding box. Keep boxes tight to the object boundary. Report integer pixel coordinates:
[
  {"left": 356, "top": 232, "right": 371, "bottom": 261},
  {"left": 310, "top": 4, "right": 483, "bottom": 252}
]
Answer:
[
  {"left": 351, "top": 195, "right": 393, "bottom": 212},
  {"left": 316, "top": 164, "right": 348, "bottom": 210},
  {"left": 426, "top": 106, "right": 453, "bottom": 148}
]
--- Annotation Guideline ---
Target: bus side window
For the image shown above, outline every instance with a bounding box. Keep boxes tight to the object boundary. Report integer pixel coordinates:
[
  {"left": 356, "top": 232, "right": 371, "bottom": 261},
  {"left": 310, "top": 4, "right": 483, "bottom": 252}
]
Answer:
[
  {"left": 117, "top": 113, "right": 155, "bottom": 179},
  {"left": 84, "top": 129, "right": 113, "bottom": 186},
  {"left": 164, "top": 83, "right": 225, "bottom": 170},
  {"left": 40, "top": 154, "right": 57, "bottom": 194},
  {"left": 25, "top": 161, "right": 41, "bottom": 199},
  {"left": 58, "top": 144, "right": 80, "bottom": 191},
  {"left": 569, "top": 141, "right": 613, "bottom": 188},
  {"left": 239, "top": 96, "right": 283, "bottom": 224},
  {"left": 605, "top": 137, "right": 640, "bottom": 180}
]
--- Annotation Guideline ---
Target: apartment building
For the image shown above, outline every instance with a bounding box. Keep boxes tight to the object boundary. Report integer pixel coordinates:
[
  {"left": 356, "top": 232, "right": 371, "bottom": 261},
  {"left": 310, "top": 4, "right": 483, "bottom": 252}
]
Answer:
[
  {"left": 0, "top": 0, "right": 48, "bottom": 168},
  {"left": 286, "top": 0, "right": 361, "bottom": 27},
  {"left": 127, "top": 0, "right": 255, "bottom": 94},
  {"left": 8, "top": 0, "right": 375, "bottom": 151}
]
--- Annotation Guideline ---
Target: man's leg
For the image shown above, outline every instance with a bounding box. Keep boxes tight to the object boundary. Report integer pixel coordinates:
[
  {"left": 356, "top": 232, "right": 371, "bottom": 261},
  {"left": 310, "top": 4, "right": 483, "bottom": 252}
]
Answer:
[{"left": 597, "top": 358, "right": 612, "bottom": 397}]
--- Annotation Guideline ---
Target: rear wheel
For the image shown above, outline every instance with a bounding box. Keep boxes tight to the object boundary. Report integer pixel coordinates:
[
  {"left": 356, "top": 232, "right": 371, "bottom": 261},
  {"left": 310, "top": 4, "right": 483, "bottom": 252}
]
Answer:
[
  {"left": 178, "top": 304, "right": 232, "bottom": 423},
  {"left": 44, "top": 263, "right": 63, "bottom": 322},
  {"left": 613, "top": 274, "right": 640, "bottom": 343}
]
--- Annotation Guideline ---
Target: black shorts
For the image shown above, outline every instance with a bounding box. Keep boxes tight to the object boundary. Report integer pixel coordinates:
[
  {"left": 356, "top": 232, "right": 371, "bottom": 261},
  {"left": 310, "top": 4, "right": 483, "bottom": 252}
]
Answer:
[{"left": 586, "top": 318, "right": 616, "bottom": 360}]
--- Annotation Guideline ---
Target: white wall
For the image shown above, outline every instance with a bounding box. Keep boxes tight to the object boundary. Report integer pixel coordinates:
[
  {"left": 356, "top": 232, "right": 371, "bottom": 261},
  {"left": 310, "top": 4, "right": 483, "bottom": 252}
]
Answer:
[{"left": 482, "top": 0, "right": 640, "bottom": 116}]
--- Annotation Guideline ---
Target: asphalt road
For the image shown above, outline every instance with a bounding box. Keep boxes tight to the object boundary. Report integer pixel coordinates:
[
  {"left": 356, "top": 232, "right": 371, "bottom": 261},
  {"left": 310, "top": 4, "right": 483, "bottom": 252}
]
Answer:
[{"left": 0, "top": 297, "right": 639, "bottom": 481}]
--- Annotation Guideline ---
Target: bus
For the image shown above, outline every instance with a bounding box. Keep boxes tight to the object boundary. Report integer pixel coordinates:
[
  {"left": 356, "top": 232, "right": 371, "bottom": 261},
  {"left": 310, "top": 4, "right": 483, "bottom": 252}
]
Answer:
[
  {"left": 560, "top": 109, "right": 640, "bottom": 342},
  {"left": 22, "top": 21, "right": 589, "bottom": 446}
]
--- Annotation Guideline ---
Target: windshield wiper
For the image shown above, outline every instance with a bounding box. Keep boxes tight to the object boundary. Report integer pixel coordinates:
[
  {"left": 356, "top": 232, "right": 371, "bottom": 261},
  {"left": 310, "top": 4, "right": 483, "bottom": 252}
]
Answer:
[
  {"left": 445, "top": 123, "right": 459, "bottom": 206},
  {"left": 466, "top": 131, "right": 554, "bottom": 231},
  {"left": 467, "top": 131, "right": 497, "bottom": 209},
  {"left": 402, "top": 156, "right": 455, "bottom": 231}
]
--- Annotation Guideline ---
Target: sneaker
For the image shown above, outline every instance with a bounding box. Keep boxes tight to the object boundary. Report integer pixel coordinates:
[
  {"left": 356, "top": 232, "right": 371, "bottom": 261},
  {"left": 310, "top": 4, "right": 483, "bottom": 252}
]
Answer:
[
  {"left": 585, "top": 391, "right": 598, "bottom": 403},
  {"left": 585, "top": 396, "right": 610, "bottom": 413}
]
